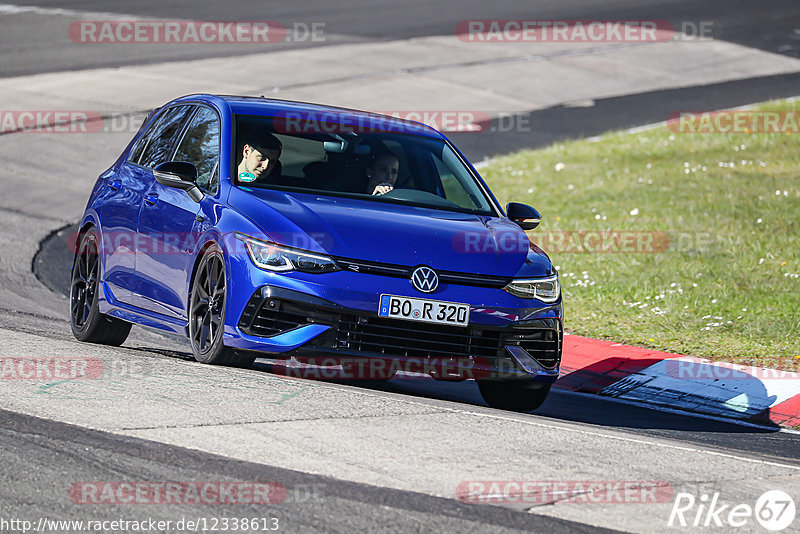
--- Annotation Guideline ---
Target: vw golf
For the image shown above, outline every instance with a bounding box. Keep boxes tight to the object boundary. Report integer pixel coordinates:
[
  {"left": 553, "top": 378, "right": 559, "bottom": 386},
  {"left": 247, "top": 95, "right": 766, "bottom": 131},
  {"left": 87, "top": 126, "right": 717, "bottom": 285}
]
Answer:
[{"left": 70, "top": 94, "right": 562, "bottom": 411}]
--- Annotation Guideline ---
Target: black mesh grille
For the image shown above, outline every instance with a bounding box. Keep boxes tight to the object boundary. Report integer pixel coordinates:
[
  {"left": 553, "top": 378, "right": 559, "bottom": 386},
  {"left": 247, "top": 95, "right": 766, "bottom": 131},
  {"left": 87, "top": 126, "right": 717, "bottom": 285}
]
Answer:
[
  {"left": 510, "top": 328, "right": 561, "bottom": 369},
  {"left": 249, "top": 306, "right": 308, "bottom": 337},
  {"left": 238, "top": 295, "right": 334, "bottom": 337},
  {"left": 334, "top": 315, "right": 502, "bottom": 360},
  {"left": 239, "top": 291, "right": 561, "bottom": 369}
]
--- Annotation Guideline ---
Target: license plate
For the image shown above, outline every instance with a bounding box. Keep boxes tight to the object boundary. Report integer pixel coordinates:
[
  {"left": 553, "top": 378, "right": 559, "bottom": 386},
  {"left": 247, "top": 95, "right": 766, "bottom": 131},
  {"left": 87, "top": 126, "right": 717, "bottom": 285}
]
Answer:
[{"left": 378, "top": 295, "right": 469, "bottom": 327}]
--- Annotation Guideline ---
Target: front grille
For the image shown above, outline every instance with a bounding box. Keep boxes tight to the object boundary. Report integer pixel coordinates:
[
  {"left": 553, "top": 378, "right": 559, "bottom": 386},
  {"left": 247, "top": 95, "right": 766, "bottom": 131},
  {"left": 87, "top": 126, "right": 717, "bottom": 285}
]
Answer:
[
  {"left": 249, "top": 306, "right": 308, "bottom": 337},
  {"left": 239, "top": 297, "right": 335, "bottom": 337},
  {"left": 334, "top": 257, "right": 511, "bottom": 288},
  {"left": 238, "top": 291, "right": 561, "bottom": 369},
  {"left": 507, "top": 327, "right": 561, "bottom": 369},
  {"left": 333, "top": 315, "right": 502, "bottom": 360}
]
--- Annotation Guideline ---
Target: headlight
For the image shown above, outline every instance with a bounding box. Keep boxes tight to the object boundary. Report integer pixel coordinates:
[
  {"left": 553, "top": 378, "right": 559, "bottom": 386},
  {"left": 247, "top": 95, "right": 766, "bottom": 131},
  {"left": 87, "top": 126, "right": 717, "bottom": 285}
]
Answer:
[
  {"left": 235, "top": 233, "right": 339, "bottom": 274},
  {"left": 503, "top": 274, "right": 560, "bottom": 302}
]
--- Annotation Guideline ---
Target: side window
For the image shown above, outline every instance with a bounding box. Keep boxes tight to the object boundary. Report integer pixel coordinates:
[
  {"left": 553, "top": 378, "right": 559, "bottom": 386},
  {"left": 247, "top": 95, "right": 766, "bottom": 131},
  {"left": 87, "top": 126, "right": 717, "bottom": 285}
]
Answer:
[
  {"left": 127, "top": 109, "right": 161, "bottom": 164},
  {"left": 382, "top": 140, "right": 414, "bottom": 189},
  {"left": 174, "top": 107, "right": 221, "bottom": 192},
  {"left": 138, "top": 105, "right": 194, "bottom": 169},
  {"left": 273, "top": 134, "right": 325, "bottom": 177}
]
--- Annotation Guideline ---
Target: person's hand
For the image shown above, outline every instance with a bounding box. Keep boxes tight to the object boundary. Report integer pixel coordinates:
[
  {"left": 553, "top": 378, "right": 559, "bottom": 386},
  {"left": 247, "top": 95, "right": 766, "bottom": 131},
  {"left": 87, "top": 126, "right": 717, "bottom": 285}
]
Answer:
[{"left": 371, "top": 183, "right": 394, "bottom": 196}]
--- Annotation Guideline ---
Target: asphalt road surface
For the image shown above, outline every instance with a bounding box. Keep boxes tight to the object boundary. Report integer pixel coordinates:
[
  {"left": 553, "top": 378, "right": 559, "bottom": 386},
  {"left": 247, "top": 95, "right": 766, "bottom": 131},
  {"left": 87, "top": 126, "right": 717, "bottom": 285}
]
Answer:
[
  {"left": 2, "top": 407, "right": 612, "bottom": 534},
  {"left": 1, "top": 0, "right": 799, "bottom": 77},
  {"left": 2, "top": 1, "right": 800, "bottom": 532},
  {"left": 3, "top": 0, "right": 800, "bottom": 160}
]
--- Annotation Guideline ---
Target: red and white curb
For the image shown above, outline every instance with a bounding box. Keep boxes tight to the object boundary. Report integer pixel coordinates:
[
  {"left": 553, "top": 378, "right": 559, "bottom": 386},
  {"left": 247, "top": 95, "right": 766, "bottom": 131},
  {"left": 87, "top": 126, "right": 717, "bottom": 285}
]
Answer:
[{"left": 557, "top": 334, "right": 800, "bottom": 427}]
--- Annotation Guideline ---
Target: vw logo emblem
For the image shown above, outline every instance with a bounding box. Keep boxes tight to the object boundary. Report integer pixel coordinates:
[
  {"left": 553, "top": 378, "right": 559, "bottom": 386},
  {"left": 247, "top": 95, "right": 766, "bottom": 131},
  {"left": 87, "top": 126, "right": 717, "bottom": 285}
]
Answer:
[{"left": 411, "top": 266, "right": 438, "bottom": 293}]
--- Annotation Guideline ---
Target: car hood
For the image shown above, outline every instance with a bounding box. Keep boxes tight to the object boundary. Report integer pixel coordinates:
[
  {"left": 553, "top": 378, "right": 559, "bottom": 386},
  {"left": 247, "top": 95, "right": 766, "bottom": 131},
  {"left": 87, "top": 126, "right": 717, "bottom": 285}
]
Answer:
[{"left": 228, "top": 187, "right": 553, "bottom": 277}]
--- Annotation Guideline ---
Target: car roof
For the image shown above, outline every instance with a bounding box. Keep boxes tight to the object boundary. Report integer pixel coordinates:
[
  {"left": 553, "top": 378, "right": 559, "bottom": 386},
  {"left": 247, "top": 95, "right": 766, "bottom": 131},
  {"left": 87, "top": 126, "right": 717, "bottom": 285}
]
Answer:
[{"left": 169, "top": 93, "right": 443, "bottom": 138}]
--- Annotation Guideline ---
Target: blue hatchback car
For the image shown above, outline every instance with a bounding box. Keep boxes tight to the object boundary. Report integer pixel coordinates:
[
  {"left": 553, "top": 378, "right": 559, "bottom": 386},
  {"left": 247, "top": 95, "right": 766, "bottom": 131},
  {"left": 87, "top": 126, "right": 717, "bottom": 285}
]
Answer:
[{"left": 70, "top": 94, "right": 562, "bottom": 411}]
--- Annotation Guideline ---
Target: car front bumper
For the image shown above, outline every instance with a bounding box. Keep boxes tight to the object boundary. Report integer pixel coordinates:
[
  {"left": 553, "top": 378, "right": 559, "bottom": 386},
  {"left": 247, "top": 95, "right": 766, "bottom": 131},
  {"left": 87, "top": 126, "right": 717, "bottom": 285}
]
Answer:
[{"left": 223, "top": 281, "right": 563, "bottom": 383}]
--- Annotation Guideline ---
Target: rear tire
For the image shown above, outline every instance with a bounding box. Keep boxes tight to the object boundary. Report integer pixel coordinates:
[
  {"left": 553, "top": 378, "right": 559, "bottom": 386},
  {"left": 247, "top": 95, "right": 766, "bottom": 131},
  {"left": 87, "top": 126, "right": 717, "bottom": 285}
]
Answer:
[
  {"left": 69, "top": 227, "right": 131, "bottom": 346},
  {"left": 188, "top": 244, "right": 255, "bottom": 368},
  {"left": 478, "top": 381, "right": 552, "bottom": 412}
]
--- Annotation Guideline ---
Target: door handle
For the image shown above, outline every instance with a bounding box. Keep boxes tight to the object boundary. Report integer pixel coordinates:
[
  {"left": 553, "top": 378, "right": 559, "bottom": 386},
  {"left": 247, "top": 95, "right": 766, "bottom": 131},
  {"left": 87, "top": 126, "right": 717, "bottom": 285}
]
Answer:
[
  {"left": 143, "top": 193, "right": 158, "bottom": 206},
  {"left": 108, "top": 179, "right": 122, "bottom": 191}
]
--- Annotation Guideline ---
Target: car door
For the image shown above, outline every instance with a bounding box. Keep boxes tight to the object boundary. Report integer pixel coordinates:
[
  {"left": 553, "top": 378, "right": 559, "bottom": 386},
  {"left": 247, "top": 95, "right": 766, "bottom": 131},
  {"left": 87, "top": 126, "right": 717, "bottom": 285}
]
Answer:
[
  {"left": 98, "top": 109, "right": 169, "bottom": 305},
  {"left": 133, "top": 105, "right": 221, "bottom": 319}
]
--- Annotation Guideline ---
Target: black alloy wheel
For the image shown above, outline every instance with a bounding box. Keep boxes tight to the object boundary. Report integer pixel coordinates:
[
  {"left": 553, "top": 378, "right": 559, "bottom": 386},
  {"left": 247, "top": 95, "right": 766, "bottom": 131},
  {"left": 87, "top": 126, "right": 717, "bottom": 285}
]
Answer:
[
  {"left": 189, "top": 244, "right": 255, "bottom": 367},
  {"left": 69, "top": 228, "right": 131, "bottom": 345}
]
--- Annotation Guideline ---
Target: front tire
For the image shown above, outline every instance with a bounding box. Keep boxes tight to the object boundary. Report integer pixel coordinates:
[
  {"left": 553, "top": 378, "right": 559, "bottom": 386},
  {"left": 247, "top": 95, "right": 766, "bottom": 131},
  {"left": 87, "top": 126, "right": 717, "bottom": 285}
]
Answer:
[
  {"left": 188, "top": 244, "right": 255, "bottom": 368},
  {"left": 69, "top": 228, "right": 131, "bottom": 346},
  {"left": 478, "top": 381, "right": 552, "bottom": 412}
]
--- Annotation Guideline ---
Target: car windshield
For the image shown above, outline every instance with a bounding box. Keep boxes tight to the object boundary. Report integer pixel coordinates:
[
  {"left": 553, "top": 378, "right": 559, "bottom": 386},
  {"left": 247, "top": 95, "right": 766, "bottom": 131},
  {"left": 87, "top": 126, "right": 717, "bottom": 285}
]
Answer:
[{"left": 233, "top": 113, "right": 496, "bottom": 216}]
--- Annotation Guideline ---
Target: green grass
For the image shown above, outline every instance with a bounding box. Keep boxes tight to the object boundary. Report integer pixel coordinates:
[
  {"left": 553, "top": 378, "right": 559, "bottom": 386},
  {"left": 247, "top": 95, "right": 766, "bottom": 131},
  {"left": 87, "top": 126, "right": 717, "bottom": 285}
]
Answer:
[{"left": 481, "top": 98, "right": 800, "bottom": 371}]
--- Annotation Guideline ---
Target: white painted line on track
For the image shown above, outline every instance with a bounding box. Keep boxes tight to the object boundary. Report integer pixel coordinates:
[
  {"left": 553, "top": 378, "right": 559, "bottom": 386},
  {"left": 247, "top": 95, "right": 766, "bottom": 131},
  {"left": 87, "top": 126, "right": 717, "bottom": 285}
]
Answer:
[
  {"left": 261, "top": 356, "right": 800, "bottom": 437},
  {"left": 218, "top": 369, "right": 800, "bottom": 469},
  {"left": 0, "top": 3, "right": 144, "bottom": 20}
]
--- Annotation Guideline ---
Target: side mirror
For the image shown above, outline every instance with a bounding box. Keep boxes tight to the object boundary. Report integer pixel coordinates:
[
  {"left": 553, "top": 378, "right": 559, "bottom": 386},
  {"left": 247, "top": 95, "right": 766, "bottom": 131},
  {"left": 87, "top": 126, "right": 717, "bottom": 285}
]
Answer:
[
  {"left": 506, "top": 202, "right": 541, "bottom": 230},
  {"left": 153, "top": 161, "right": 203, "bottom": 202}
]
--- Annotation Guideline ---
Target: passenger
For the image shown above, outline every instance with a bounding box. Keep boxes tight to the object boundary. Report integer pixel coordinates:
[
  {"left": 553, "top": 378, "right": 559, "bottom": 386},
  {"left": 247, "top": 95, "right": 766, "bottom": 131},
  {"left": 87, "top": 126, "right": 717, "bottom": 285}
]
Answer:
[
  {"left": 236, "top": 133, "right": 282, "bottom": 183},
  {"left": 365, "top": 151, "right": 399, "bottom": 195}
]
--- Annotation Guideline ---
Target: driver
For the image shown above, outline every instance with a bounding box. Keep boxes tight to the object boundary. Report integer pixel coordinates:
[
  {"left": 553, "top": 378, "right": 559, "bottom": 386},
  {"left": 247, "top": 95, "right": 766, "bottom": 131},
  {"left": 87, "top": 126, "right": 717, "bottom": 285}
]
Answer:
[
  {"left": 237, "top": 132, "right": 282, "bottom": 183},
  {"left": 365, "top": 151, "right": 399, "bottom": 195}
]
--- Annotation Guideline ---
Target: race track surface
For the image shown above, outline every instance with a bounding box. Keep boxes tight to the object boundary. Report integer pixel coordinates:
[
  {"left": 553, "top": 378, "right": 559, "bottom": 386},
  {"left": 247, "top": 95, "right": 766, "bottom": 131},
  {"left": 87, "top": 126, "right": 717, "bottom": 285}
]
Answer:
[{"left": 2, "top": 1, "right": 800, "bottom": 532}]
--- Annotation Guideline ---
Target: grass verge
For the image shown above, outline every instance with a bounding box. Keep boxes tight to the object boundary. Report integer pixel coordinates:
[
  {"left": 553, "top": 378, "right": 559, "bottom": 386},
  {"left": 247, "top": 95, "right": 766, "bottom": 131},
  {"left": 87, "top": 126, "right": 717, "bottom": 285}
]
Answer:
[{"left": 481, "top": 98, "right": 800, "bottom": 371}]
